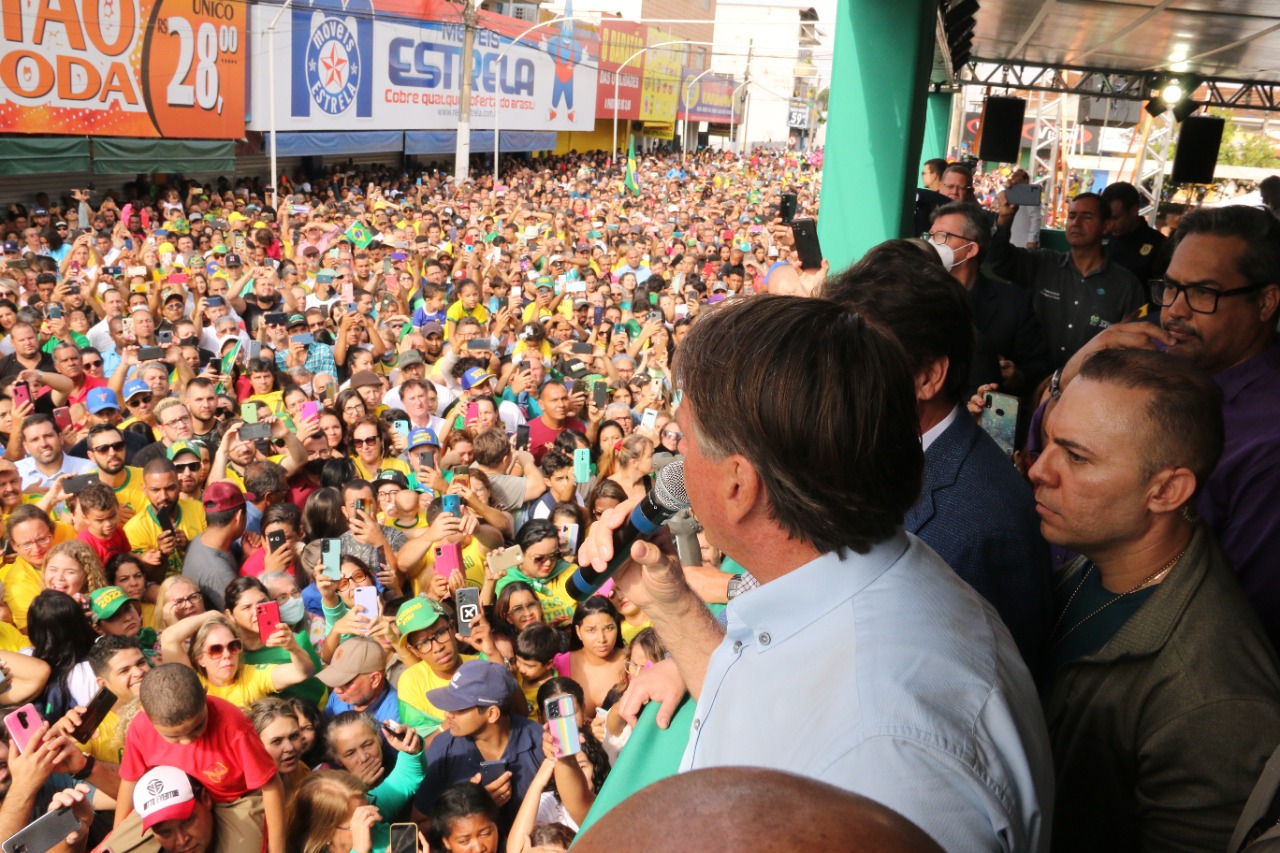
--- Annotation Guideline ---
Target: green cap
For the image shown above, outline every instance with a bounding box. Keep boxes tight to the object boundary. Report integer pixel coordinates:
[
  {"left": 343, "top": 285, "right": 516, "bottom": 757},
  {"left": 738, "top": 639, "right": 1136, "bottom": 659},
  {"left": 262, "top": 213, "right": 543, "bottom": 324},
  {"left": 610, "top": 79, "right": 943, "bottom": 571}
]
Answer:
[
  {"left": 90, "top": 586, "right": 132, "bottom": 621},
  {"left": 167, "top": 439, "right": 204, "bottom": 462},
  {"left": 395, "top": 596, "right": 447, "bottom": 647}
]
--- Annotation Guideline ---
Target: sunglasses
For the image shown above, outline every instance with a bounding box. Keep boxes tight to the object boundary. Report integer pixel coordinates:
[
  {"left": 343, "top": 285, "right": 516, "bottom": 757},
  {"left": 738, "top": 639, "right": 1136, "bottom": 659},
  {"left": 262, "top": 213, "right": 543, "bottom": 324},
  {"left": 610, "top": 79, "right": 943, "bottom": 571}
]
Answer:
[
  {"left": 352, "top": 435, "right": 380, "bottom": 447},
  {"left": 174, "top": 461, "right": 201, "bottom": 473},
  {"left": 204, "top": 639, "right": 243, "bottom": 658},
  {"left": 130, "top": 395, "right": 153, "bottom": 405},
  {"left": 83, "top": 359, "right": 104, "bottom": 368},
  {"left": 91, "top": 441, "right": 126, "bottom": 453}
]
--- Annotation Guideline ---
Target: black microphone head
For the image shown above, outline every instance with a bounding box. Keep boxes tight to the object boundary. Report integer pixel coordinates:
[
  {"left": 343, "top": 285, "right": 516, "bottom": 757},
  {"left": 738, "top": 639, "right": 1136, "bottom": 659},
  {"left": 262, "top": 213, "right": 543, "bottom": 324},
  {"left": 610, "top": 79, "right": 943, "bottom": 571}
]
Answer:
[{"left": 652, "top": 459, "right": 689, "bottom": 513}]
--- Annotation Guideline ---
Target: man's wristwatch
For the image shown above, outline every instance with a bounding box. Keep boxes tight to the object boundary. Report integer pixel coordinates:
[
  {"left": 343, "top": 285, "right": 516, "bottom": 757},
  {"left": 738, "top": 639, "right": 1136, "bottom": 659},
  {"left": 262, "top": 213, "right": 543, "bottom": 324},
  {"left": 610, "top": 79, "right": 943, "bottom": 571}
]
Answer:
[
  {"left": 1048, "top": 368, "right": 1064, "bottom": 401},
  {"left": 726, "top": 575, "right": 743, "bottom": 601}
]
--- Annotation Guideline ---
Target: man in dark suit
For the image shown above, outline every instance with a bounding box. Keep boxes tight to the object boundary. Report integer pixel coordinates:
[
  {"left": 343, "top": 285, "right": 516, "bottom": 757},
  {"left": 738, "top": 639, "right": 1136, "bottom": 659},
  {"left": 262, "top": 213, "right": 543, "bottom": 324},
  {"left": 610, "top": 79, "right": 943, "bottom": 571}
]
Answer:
[
  {"left": 824, "top": 244, "right": 1052, "bottom": 667},
  {"left": 926, "top": 202, "right": 1052, "bottom": 394}
]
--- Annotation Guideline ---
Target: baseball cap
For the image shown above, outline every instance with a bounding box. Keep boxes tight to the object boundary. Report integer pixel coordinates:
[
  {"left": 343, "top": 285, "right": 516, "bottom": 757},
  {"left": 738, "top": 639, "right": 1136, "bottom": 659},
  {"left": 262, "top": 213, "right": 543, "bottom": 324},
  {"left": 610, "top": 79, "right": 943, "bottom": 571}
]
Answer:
[
  {"left": 317, "top": 636, "right": 385, "bottom": 687},
  {"left": 398, "top": 350, "right": 424, "bottom": 368},
  {"left": 201, "top": 481, "right": 247, "bottom": 514},
  {"left": 166, "top": 439, "right": 203, "bottom": 462},
  {"left": 460, "top": 367, "right": 494, "bottom": 391},
  {"left": 123, "top": 379, "right": 151, "bottom": 402},
  {"left": 534, "top": 276, "right": 553, "bottom": 291},
  {"left": 90, "top": 586, "right": 132, "bottom": 622},
  {"left": 395, "top": 596, "right": 448, "bottom": 646},
  {"left": 375, "top": 470, "right": 410, "bottom": 490},
  {"left": 223, "top": 252, "right": 242, "bottom": 267},
  {"left": 351, "top": 370, "right": 381, "bottom": 389},
  {"left": 134, "top": 767, "right": 198, "bottom": 830},
  {"left": 426, "top": 660, "right": 517, "bottom": 711},
  {"left": 286, "top": 314, "right": 307, "bottom": 328},
  {"left": 32, "top": 207, "right": 48, "bottom": 216},
  {"left": 407, "top": 427, "right": 439, "bottom": 450},
  {"left": 163, "top": 290, "right": 184, "bottom": 304},
  {"left": 2, "top": 240, "right": 18, "bottom": 253},
  {"left": 421, "top": 321, "right": 444, "bottom": 337},
  {"left": 86, "top": 387, "right": 121, "bottom": 414}
]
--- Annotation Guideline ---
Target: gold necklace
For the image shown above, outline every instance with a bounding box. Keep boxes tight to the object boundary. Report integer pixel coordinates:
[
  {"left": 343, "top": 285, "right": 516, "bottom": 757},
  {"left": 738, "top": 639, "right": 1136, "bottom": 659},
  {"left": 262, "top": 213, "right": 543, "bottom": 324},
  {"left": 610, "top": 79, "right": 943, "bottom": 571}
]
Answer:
[{"left": 1051, "top": 547, "right": 1187, "bottom": 648}]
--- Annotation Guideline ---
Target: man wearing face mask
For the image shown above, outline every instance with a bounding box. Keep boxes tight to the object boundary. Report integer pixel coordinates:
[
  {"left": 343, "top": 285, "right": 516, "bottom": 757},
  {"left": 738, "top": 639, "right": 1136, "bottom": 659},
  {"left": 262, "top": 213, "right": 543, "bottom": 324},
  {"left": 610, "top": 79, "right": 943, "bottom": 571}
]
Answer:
[{"left": 927, "top": 203, "right": 1052, "bottom": 394}]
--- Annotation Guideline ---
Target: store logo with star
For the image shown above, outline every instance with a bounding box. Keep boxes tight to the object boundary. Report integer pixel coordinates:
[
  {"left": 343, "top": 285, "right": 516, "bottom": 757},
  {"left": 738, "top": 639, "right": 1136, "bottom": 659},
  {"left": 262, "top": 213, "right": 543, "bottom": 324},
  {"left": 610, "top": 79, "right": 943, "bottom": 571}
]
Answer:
[{"left": 305, "top": 14, "right": 362, "bottom": 115}]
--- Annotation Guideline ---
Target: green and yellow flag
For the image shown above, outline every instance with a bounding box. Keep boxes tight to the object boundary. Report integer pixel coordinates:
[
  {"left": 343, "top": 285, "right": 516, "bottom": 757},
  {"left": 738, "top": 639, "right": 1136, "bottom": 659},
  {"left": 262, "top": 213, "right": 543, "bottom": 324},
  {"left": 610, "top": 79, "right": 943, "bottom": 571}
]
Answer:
[
  {"left": 345, "top": 220, "right": 374, "bottom": 249},
  {"left": 624, "top": 136, "right": 641, "bottom": 197}
]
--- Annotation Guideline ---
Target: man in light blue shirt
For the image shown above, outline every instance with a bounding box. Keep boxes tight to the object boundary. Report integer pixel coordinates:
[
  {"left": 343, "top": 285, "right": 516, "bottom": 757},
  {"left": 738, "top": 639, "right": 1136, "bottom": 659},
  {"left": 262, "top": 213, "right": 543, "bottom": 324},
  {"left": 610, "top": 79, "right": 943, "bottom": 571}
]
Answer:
[
  {"left": 16, "top": 413, "right": 96, "bottom": 490},
  {"left": 581, "top": 294, "right": 1054, "bottom": 852}
]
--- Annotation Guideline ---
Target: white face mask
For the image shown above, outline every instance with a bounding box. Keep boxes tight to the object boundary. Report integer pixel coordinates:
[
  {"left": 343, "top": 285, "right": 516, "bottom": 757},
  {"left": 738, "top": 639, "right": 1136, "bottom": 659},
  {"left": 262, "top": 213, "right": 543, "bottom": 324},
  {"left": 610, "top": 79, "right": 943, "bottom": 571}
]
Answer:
[
  {"left": 279, "top": 596, "right": 306, "bottom": 626},
  {"left": 932, "top": 240, "right": 974, "bottom": 273}
]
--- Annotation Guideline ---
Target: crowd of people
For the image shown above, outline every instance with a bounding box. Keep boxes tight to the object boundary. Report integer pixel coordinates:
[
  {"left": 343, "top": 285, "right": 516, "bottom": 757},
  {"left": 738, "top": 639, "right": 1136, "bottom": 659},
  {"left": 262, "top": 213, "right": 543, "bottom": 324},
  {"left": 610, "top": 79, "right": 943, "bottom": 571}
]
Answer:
[{"left": 0, "top": 138, "right": 1276, "bottom": 853}]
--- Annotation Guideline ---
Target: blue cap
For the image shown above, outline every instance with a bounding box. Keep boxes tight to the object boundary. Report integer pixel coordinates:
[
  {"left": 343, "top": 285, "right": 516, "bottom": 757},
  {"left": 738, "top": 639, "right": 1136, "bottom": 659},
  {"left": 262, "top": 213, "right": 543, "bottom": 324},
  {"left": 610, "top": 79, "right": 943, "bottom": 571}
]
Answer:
[
  {"left": 86, "top": 387, "right": 121, "bottom": 414},
  {"left": 407, "top": 427, "right": 439, "bottom": 449},
  {"left": 2, "top": 241, "right": 18, "bottom": 254},
  {"left": 123, "top": 379, "right": 150, "bottom": 401},
  {"left": 426, "top": 660, "right": 518, "bottom": 711},
  {"left": 460, "top": 367, "right": 495, "bottom": 391}
]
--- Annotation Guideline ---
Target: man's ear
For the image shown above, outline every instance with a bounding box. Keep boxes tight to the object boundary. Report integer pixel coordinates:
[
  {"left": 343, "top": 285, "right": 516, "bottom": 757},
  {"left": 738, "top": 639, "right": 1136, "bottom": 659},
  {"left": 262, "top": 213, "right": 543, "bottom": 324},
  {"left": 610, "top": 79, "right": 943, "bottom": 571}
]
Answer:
[
  {"left": 914, "top": 356, "right": 950, "bottom": 404},
  {"left": 1147, "top": 466, "right": 1198, "bottom": 517}
]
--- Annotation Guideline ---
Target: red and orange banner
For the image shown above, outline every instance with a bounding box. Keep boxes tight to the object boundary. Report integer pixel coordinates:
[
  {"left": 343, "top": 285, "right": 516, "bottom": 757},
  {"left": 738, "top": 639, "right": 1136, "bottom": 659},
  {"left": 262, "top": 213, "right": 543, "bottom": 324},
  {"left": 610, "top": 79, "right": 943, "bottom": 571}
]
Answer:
[{"left": 0, "top": 0, "right": 245, "bottom": 137}]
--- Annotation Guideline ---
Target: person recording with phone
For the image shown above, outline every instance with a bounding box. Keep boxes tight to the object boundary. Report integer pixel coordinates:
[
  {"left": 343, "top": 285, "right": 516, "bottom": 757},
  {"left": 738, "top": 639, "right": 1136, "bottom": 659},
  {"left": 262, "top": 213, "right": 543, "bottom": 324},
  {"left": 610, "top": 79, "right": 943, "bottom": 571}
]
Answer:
[{"left": 579, "top": 295, "right": 1052, "bottom": 852}]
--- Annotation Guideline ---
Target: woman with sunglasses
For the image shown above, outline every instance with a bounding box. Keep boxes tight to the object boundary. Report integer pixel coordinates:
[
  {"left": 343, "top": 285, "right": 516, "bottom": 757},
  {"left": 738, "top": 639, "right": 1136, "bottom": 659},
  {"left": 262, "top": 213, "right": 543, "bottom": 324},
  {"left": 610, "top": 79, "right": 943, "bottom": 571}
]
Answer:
[
  {"left": 348, "top": 416, "right": 410, "bottom": 482},
  {"left": 160, "top": 610, "right": 315, "bottom": 711},
  {"left": 489, "top": 519, "right": 577, "bottom": 628}
]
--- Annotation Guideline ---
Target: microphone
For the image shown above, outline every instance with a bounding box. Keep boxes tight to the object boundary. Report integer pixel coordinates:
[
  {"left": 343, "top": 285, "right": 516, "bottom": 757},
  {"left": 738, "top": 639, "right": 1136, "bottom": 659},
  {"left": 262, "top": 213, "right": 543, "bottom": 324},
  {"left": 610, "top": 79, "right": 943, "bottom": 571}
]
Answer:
[{"left": 566, "top": 459, "right": 689, "bottom": 601}]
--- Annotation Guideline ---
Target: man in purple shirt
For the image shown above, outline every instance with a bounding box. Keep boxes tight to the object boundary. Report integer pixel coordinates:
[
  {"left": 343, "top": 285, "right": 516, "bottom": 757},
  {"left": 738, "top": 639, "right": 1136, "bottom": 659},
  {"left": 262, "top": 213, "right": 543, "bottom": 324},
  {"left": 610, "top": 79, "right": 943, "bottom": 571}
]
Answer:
[{"left": 1041, "top": 205, "right": 1280, "bottom": 646}]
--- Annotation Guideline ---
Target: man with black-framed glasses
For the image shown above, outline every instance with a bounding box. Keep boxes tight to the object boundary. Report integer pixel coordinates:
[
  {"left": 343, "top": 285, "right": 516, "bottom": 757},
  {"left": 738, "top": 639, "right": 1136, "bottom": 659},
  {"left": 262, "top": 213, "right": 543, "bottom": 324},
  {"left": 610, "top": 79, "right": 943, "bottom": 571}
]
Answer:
[{"left": 1036, "top": 204, "right": 1280, "bottom": 650}]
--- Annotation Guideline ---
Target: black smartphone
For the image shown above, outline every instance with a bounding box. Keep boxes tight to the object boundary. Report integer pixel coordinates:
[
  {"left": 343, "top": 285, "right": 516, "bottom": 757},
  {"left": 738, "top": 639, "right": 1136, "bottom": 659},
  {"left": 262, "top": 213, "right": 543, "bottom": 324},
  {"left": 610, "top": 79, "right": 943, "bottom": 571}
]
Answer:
[
  {"left": 138, "top": 346, "right": 166, "bottom": 361},
  {"left": 593, "top": 382, "right": 608, "bottom": 411},
  {"left": 791, "top": 218, "right": 823, "bottom": 271},
  {"left": 46, "top": 303, "right": 63, "bottom": 319},
  {"left": 515, "top": 424, "right": 530, "bottom": 450},
  {"left": 455, "top": 587, "right": 481, "bottom": 637},
  {"left": 206, "top": 295, "right": 225, "bottom": 308},
  {"left": 479, "top": 760, "right": 506, "bottom": 786},
  {"left": 593, "top": 305, "right": 604, "bottom": 327},
  {"left": 62, "top": 473, "right": 98, "bottom": 495},
  {"left": 70, "top": 685, "right": 118, "bottom": 743},
  {"left": 265, "top": 312, "right": 289, "bottom": 326},
  {"left": 154, "top": 504, "right": 174, "bottom": 533},
  {"left": 779, "top": 192, "right": 797, "bottom": 223},
  {"left": 241, "top": 422, "right": 273, "bottom": 441},
  {"left": 267, "top": 530, "right": 287, "bottom": 553},
  {"left": 418, "top": 452, "right": 432, "bottom": 468},
  {"left": 569, "top": 342, "right": 594, "bottom": 355},
  {"left": 466, "top": 339, "right": 491, "bottom": 352},
  {"left": 355, "top": 498, "right": 368, "bottom": 515}
]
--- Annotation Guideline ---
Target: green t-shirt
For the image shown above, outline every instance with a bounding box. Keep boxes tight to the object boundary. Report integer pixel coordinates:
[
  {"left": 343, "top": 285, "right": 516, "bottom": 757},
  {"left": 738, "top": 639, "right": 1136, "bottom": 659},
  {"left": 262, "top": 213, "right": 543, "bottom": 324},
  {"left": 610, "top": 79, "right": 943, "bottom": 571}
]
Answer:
[{"left": 242, "top": 628, "right": 328, "bottom": 707}]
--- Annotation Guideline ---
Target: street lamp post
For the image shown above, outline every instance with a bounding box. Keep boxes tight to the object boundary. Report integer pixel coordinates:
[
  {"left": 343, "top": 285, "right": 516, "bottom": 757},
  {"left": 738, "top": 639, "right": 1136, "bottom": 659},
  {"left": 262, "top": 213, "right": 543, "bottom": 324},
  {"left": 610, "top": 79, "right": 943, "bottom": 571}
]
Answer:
[
  {"left": 613, "top": 40, "right": 714, "bottom": 165},
  {"left": 267, "top": 0, "right": 295, "bottom": 208},
  {"left": 728, "top": 79, "right": 748, "bottom": 154}
]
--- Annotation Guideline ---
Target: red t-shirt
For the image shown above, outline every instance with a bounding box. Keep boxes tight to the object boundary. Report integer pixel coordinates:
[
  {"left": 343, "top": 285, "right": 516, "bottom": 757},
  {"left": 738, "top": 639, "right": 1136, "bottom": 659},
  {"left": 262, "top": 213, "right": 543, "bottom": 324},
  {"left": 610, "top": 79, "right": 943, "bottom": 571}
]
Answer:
[
  {"left": 121, "top": 697, "right": 277, "bottom": 802},
  {"left": 77, "top": 527, "right": 131, "bottom": 567},
  {"left": 528, "top": 416, "right": 587, "bottom": 465},
  {"left": 68, "top": 376, "right": 109, "bottom": 408}
]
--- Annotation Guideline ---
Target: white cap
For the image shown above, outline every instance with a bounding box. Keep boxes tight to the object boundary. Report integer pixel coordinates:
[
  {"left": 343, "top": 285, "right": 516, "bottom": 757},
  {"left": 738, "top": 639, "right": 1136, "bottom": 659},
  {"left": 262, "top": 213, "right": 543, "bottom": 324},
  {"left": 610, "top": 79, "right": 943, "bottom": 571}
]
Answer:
[{"left": 134, "top": 766, "right": 197, "bottom": 830}]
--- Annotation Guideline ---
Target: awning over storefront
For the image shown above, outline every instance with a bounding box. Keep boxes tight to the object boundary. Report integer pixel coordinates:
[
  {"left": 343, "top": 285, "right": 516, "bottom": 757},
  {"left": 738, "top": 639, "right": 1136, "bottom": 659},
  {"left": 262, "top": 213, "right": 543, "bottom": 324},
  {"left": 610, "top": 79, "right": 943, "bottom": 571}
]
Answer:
[
  {"left": 93, "top": 139, "right": 236, "bottom": 174},
  {"left": 0, "top": 137, "right": 91, "bottom": 175},
  {"left": 404, "top": 130, "right": 555, "bottom": 156}
]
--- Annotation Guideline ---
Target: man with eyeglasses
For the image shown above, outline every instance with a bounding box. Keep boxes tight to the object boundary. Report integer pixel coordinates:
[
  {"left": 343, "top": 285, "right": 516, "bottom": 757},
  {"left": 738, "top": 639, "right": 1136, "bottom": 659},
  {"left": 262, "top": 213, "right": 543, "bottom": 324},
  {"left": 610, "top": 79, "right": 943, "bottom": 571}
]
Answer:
[
  {"left": 991, "top": 192, "right": 1146, "bottom": 368},
  {"left": 119, "top": 379, "right": 159, "bottom": 442},
  {"left": 131, "top": 399, "right": 197, "bottom": 469},
  {"left": 79, "top": 423, "right": 148, "bottom": 522},
  {"left": 1041, "top": 204, "right": 1280, "bottom": 649},
  {"left": 395, "top": 598, "right": 500, "bottom": 747},
  {"left": 68, "top": 389, "right": 150, "bottom": 466},
  {"left": 4, "top": 505, "right": 67, "bottom": 630},
  {"left": 926, "top": 203, "right": 1052, "bottom": 394}
]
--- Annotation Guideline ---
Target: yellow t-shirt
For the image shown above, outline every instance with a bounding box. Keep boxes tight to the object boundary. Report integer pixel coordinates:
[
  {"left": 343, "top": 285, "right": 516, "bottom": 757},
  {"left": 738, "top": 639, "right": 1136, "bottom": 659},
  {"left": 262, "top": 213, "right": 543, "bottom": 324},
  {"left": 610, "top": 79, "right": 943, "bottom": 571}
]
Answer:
[
  {"left": 414, "top": 537, "right": 490, "bottom": 594},
  {"left": 248, "top": 391, "right": 286, "bottom": 415},
  {"left": 1, "top": 521, "right": 75, "bottom": 630},
  {"left": 534, "top": 569, "right": 577, "bottom": 627},
  {"left": 224, "top": 455, "right": 286, "bottom": 491},
  {"left": 445, "top": 301, "right": 490, "bottom": 337},
  {"left": 0, "top": 619, "right": 30, "bottom": 651},
  {"left": 620, "top": 618, "right": 651, "bottom": 646},
  {"left": 352, "top": 455, "right": 411, "bottom": 482},
  {"left": 397, "top": 656, "right": 479, "bottom": 736},
  {"left": 110, "top": 468, "right": 148, "bottom": 518},
  {"left": 124, "top": 499, "right": 208, "bottom": 577},
  {"left": 141, "top": 600, "right": 157, "bottom": 629},
  {"left": 118, "top": 417, "right": 158, "bottom": 442},
  {"left": 200, "top": 664, "right": 279, "bottom": 711},
  {"left": 84, "top": 708, "right": 126, "bottom": 764}
]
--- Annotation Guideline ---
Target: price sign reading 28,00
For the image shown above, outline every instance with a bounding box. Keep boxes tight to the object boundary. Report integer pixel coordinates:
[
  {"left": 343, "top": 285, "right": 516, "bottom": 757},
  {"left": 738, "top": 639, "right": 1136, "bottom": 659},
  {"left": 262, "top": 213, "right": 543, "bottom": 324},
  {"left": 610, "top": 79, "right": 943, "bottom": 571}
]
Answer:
[{"left": 144, "top": 0, "right": 245, "bottom": 136}]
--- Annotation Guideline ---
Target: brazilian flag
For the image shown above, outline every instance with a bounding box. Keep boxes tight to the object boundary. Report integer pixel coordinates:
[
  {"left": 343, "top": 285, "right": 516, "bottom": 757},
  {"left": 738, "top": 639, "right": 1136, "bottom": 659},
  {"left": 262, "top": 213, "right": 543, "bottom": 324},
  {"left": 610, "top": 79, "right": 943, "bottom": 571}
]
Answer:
[
  {"left": 345, "top": 221, "right": 374, "bottom": 249},
  {"left": 624, "top": 136, "right": 641, "bottom": 197}
]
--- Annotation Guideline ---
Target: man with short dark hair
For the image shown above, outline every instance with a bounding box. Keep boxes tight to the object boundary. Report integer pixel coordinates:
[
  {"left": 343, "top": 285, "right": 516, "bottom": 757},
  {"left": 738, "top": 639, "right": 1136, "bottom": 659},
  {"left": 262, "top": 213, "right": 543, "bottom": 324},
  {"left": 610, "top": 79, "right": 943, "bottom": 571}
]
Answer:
[
  {"left": 125, "top": 458, "right": 208, "bottom": 578},
  {"left": 1033, "top": 347, "right": 1280, "bottom": 851},
  {"left": 582, "top": 295, "right": 1052, "bottom": 852},
  {"left": 1101, "top": 181, "right": 1167, "bottom": 283},
  {"left": 991, "top": 191, "right": 1146, "bottom": 367},
  {"left": 528, "top": 381, "right": 586, "bottom": 464},
  {"left": 15, "top": 413, "right": 95, "bottom": 489},
  {"left": 922, "top": 158, "right": 949, "bottom": 192},
  {"left": 825, "top": 247, "right": 1051, "bottom": 664},
  {"left": 183, "top": 482, "right": 246, "bottom": 610}
]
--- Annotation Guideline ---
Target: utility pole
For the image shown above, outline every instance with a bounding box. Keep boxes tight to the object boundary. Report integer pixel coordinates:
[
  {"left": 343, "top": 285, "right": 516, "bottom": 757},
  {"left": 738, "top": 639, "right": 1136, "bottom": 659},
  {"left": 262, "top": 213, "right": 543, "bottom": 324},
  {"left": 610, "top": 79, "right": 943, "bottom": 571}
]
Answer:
[
  {"left": 454, "top": 0, "right": 477, "bottom": 184},
  {"left": 740, "top": 41, "right": 752, "bottom": 157}
]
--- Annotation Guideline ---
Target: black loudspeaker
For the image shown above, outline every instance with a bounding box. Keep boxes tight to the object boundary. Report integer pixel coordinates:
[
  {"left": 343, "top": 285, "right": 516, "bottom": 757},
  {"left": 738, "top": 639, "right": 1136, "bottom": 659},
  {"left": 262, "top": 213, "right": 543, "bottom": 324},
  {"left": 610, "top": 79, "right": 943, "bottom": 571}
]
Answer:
[
  {"left": 1171, "top": 116, "right": 1225, "bottom": 184},
  {"left": 978, "top": 97, "right": 1026, "bottom": 163}
]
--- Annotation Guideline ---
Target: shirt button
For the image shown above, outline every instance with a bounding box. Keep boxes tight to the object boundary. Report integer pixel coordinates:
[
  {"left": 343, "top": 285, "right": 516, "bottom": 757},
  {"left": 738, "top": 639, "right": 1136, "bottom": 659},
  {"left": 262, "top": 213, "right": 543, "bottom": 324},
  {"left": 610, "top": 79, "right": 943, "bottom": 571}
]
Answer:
[
  {"left": 692, "top": 718, "right": 701, "bottom": 731},
  {"left": 1068, "top": 323, "right": 1073, "bottom": 328},
  {"left": 758, "top": 632, "right": 771, "bottom": 646},
  {"left": 732, "top": 641, "right": 743, "bottom": 653}
]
